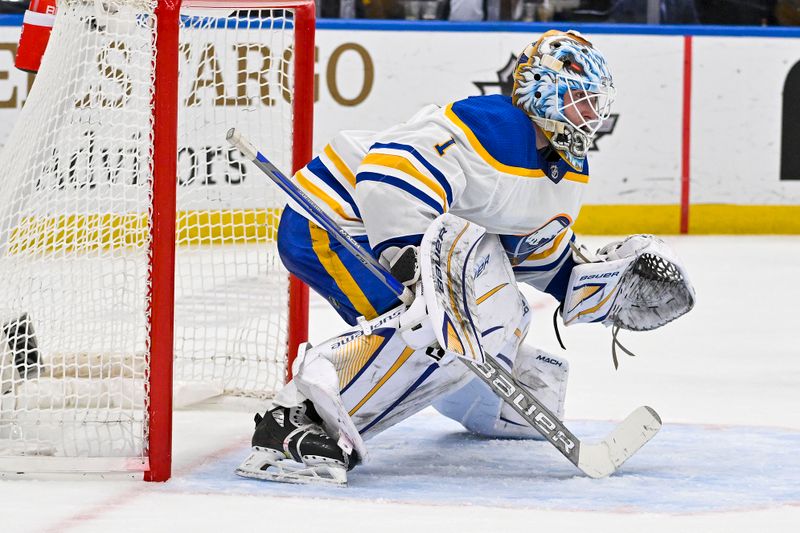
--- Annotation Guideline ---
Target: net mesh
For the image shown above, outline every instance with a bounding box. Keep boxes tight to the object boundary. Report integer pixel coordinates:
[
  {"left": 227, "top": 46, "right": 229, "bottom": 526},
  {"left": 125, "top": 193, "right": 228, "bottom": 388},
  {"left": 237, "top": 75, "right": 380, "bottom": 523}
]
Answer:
[{"left": 0, "top": 0, "right": 297, "bottom": 466}]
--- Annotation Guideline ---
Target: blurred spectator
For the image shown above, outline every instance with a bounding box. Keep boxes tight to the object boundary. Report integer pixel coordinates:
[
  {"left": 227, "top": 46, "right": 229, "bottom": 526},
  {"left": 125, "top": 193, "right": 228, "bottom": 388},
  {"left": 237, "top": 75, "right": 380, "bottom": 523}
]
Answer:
[
  {"left": 311, "top": 0, "right": 784, "bottom": 23},
  {"left": 695, "top": 0, "right": 776, "bottom": 24},
  {"left": 570, "top": 0, "right": 699, "bottom": 23},
  {"left": 449, "top": 0, "right": 484, "bottom": 20},
  {"left": 0, "top": 0, "right": 27, "bottom": 14},
  {"left": 775, "top": 0, "right": 800, "bottom": 23},
  {"left": 398, "top": 0, "right": 448, "bottom": 19},
  {"left": 359, "top": 0, "right": 405, "bottom": 18}
]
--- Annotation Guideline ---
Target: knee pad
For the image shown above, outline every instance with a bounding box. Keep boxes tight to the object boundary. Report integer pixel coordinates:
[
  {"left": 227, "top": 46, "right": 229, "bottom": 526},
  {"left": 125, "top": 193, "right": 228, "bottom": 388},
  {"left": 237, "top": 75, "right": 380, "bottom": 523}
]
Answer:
[
  {"left": 433, "top": 345, "right": 569, "bottom": 439},
  {"left": 500, "top": 345, "right": 569, "bottom": 423}
]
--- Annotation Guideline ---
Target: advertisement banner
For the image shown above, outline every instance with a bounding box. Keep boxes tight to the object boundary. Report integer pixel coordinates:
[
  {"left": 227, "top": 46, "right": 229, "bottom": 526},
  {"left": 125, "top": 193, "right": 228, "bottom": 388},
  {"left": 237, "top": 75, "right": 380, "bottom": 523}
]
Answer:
[{"left": 1, "top": 21, "right": 799, "bottom": 234}]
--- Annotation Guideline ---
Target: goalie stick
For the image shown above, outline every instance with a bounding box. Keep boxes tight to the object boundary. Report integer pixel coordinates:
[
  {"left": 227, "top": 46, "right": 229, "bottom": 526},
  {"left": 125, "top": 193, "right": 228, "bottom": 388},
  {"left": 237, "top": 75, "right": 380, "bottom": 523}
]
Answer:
[{"left": 227, "top": 128, "right": 662, "bottom": 479}]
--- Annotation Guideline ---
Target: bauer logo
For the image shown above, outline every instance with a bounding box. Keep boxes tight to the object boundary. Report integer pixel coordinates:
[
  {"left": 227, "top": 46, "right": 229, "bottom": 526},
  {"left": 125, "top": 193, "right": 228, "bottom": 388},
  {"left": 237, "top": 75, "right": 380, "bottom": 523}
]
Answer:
[
  {"left": 579, "top": 272, "right": 619, "bottom": 281},
  {"left": 470, "top": 360, "right": 576, "bottom": 457},
  {"left": 432, "top": 226, "right": 447, "bottom": 293},
  {"left": 473, "top": 54, "right": 618, "bottom": 151},
  {"left": 473, "top": 254, "right": 490, "bottom": 279}
]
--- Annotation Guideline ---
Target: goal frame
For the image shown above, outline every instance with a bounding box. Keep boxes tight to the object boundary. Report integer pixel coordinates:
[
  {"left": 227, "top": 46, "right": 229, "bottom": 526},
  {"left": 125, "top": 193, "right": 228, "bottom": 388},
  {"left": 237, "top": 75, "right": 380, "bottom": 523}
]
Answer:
[{"left": 147, "top": 0, "right": 314, "bottom": 482}]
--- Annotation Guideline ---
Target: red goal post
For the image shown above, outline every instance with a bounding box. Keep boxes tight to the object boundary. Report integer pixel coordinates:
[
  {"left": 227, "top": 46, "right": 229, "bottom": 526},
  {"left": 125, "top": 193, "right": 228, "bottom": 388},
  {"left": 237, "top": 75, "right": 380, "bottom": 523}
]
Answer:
[
  {"left": 0, "top": 0, "right": 314, "bottom": 482},
  {"left": 149, "top": 0, "right": 313, "bottom": 481}
]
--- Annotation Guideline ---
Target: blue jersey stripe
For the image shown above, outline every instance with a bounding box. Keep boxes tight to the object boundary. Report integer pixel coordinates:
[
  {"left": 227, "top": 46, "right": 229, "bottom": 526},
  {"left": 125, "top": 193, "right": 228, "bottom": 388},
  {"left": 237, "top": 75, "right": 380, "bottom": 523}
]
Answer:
[
  {"left": 306, "top": 157, "right": 362, "bottom": 218},
  {"left": 370, "top": 142, "right": 454, "bottom": 205},
  {"left": 372, "top": 233, "right": 424, "bottom": 260},
  {"left": 356, "top": 171, "right": 445, "bottom": 214}
]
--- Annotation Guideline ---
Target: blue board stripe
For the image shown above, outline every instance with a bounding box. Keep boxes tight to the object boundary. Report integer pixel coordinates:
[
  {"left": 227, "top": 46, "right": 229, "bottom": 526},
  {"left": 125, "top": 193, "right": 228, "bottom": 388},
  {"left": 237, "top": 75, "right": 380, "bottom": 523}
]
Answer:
[{"left": 3, "top": 15, "right": 800, "bottom": 37}]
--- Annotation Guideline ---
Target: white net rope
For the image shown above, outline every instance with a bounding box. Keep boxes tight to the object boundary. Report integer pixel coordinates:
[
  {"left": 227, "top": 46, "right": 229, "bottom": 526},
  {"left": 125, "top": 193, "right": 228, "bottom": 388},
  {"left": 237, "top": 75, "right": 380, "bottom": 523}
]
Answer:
[
  {"left": 174, "top": 5, "right": 294, "bottom": 399},
  {"left": 0, "top": 0, "right": 295, "bottom": 464}
]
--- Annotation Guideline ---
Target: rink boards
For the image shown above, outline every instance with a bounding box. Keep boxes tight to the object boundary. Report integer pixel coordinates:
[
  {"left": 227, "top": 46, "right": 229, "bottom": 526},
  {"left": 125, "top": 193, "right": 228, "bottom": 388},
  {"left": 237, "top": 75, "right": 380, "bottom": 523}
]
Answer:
[{"left": 1, "top": 20, "right": 800, "bottom": 234}]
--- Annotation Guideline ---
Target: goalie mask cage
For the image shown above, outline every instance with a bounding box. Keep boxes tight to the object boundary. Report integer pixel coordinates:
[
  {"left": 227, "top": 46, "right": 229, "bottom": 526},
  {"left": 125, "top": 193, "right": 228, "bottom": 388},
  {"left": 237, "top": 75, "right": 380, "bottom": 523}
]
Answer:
[{"left": 0, "top": 0, "right": 314, "bottom": 481}]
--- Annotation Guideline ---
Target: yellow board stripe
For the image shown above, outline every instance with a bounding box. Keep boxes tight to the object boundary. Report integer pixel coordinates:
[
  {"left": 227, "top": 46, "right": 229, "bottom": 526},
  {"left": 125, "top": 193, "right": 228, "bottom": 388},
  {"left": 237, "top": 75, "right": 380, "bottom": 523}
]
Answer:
[
  {"left": 573, "top": 204, "right": 800, "bottom": 235},
  {"left": 361, "top": 152, "right": 449, "bottom": 209},
  {"left": 445, "top": 104, "right": 546, "bottom": 178},
  {"left": 349, "top": 346, "right": 415, "bottom": 417},
  {"left": 8, "top": 209, "right": 281, "bottom": 254},
  {"left": 324, "top": 144, "right": 357, "bottom": 188},
  {"left": 476, "top": 283, "right": 508, "bottom": 305},
  {"left": 689, "top": 204, "right": 800, "bottom": 234},
  {"left": 574, "top": 205, "right": 681, "bottom": 235},
  {"left": 309, "top": 221, "right": 378, "bottom": 320},
  {"left": 296, "top": 169, "right": 361, "bottom": 222}
]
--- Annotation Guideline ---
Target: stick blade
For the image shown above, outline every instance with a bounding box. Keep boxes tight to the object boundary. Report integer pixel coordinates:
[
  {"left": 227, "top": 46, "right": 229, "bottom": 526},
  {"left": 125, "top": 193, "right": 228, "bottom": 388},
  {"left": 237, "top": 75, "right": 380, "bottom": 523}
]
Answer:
[{"left": 577, "top": 406, "right": 662, "bottom": 478}]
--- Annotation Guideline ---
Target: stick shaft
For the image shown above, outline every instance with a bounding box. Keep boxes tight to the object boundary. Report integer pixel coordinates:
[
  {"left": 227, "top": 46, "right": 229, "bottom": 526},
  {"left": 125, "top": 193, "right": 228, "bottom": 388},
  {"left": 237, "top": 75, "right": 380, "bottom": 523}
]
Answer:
[{"left": 227, "top": 128, "right": 412, "bottom": 304}]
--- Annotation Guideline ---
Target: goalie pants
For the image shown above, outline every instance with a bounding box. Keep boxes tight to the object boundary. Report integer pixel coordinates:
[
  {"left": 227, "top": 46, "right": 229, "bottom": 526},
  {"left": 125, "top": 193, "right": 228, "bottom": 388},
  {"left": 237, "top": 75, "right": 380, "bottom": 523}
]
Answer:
[{"left": 277, "top": 206, "right": 402, "bottom": 326}]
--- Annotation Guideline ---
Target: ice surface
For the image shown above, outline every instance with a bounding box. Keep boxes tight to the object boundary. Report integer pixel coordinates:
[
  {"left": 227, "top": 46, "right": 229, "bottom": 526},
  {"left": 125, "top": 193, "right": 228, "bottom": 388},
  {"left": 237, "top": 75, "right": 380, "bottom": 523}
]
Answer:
[
  {"left": 176, "top": 411, "right": 800, "bottom": 513},
  {"left": 2, "top": 236, "right": 799, "bottom": 532}
]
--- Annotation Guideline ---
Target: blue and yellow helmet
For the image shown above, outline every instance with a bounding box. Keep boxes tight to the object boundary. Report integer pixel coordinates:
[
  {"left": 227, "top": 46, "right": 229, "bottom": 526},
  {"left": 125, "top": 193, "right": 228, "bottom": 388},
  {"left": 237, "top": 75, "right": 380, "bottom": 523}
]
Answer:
[{"left": 512, "top": 30, "right": 615, "bottom": 170}]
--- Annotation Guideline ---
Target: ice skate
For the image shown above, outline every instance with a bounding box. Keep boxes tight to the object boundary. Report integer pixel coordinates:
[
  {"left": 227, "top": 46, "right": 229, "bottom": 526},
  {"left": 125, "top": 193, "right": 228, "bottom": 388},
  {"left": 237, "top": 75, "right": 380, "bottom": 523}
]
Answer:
[{"left": 235, "top": 401, "right": 357, "bottom": 486}]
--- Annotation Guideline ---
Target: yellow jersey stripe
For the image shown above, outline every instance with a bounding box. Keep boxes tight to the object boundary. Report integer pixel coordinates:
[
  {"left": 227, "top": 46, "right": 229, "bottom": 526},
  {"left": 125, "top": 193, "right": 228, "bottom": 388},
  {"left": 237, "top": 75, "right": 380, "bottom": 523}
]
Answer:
[
  {"left": 563, "top": 171, "right": 590, "bottom": 184},
  {"left": 349, "top": 346, "right": 415, "bottom": 416},
  {"left": 361, "top": 152, "right": 449, "bottom": 209},
  {"left": 324, "top": 144, "right": 357, "bottom": 188},
  {"left": 296, "top": 170, "right": 361, "bottom": 223},
  {"left": 445, "top": 104, "right": 546, "bottom": 179},
  {"left": 309, "top": 221, "right": 378, "bottom": 320}
]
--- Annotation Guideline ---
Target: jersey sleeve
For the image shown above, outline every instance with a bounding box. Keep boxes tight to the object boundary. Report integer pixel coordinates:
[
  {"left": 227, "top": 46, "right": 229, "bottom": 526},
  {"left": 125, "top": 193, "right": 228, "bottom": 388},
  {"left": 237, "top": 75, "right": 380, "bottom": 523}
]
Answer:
[
  {"left": 512, "top": 227, "right": 577, "bottom": 303},
  {"left": 354, "top": 120, "right": 465, "bottom": 264}
]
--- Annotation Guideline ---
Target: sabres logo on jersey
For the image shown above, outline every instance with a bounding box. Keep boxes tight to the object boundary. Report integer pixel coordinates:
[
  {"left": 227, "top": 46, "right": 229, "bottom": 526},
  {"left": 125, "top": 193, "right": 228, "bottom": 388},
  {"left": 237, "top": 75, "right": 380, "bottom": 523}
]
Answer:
[
  {"left": 549, "top": 163, "right": 561, "bottom": 183},
  {"left": 500, "top": 215, "right": 571, "bottom": 266}
]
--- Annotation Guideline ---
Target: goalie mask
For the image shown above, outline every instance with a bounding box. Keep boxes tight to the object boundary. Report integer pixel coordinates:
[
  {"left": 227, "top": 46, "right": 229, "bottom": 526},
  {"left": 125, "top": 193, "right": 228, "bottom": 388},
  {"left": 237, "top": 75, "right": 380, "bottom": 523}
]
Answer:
[{"left": 512, "top": 30, "right": 615, "bottom": 170}]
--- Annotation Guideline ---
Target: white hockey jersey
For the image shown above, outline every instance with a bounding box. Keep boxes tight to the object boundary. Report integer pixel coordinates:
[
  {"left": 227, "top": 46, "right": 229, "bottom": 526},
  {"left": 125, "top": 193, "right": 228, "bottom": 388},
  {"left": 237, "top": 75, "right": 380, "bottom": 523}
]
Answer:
[{"left": 288, "top": 94, "right": 589, "bottom": 298}]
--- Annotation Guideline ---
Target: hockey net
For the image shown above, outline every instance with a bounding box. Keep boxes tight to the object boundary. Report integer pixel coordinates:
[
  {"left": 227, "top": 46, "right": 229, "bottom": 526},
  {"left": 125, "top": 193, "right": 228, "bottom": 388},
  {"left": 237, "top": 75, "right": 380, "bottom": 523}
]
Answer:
[{"left": 0, "top": 0, "right": 313, "bottom": 478}]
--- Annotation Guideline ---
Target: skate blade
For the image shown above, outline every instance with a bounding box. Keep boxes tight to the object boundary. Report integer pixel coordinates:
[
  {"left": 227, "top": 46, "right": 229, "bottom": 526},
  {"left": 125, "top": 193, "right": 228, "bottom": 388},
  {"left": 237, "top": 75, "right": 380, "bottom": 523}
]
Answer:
[{"left": 235, "top": 449, "right": 347, "bottom": 487}]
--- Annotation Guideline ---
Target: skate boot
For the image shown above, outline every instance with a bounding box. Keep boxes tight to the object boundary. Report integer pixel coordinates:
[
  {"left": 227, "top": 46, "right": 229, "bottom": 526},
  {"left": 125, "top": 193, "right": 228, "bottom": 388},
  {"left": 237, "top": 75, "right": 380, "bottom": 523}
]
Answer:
[{"left": 235, "top": 400, "right": 358, "bottom": 486}]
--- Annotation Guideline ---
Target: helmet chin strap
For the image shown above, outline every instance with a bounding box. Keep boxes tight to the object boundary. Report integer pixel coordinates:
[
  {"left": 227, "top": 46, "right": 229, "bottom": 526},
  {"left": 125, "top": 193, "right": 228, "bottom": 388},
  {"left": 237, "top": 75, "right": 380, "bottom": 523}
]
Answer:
[{"left": 531, "top": 116, "right": 589, "bottom": 159}]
